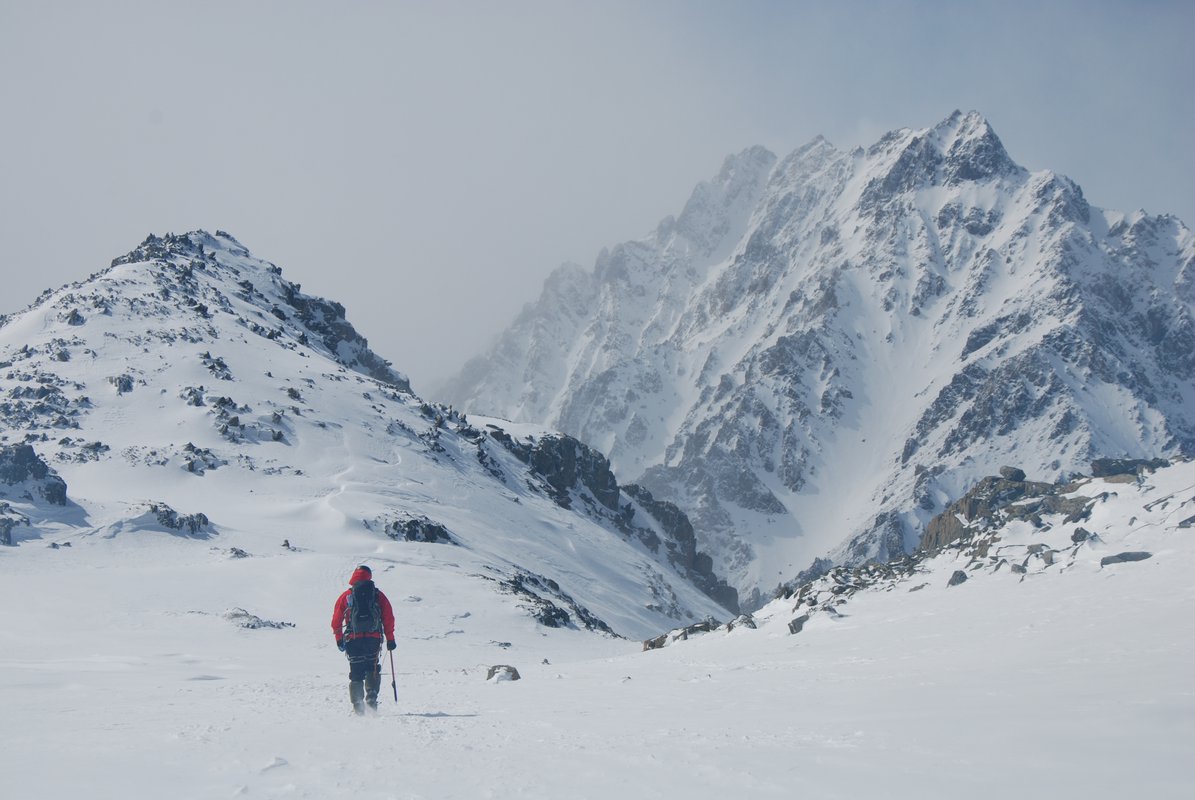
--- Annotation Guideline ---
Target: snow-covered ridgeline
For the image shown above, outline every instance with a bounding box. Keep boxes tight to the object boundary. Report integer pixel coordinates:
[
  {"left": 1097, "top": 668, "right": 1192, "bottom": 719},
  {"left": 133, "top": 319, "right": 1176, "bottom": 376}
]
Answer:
[
  {"left": 0, "top": 231, "right": 734, "bottom": 637},
  {"left": 438, "top": 110, "right": 1195, "bottom": 607}
]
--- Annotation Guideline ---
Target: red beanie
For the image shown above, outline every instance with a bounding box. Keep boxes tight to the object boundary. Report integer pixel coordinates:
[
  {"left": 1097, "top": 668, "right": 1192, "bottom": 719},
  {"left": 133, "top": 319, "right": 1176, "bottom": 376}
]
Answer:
[{"left": 350, "top": 565, "right": 372, "bottom": 585}]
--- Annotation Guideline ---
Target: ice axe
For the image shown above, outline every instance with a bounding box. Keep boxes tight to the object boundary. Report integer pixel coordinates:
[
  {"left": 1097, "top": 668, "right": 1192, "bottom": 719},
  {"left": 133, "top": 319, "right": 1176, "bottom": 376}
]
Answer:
[{"left": 389, "top": 649, "right": 397, "bottom": 703}]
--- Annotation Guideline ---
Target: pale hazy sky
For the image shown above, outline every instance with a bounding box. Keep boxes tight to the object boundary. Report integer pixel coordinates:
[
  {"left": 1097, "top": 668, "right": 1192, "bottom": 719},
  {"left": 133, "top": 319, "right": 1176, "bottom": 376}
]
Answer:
[{"left": 2, "top": 1, "right": 1192, "bottom": 393}]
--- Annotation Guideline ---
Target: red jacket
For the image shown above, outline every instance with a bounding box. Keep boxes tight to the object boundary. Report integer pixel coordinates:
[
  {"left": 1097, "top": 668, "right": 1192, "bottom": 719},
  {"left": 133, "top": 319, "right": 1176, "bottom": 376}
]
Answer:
[{"left": 331, "top": 580, "right": 396, "bottom": 643}]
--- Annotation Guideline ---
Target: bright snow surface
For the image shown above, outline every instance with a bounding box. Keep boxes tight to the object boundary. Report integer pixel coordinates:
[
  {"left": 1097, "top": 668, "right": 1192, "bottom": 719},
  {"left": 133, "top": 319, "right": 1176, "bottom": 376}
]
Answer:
[{"left": 3, "top": 461, "right": 1193, "bottom": 799}]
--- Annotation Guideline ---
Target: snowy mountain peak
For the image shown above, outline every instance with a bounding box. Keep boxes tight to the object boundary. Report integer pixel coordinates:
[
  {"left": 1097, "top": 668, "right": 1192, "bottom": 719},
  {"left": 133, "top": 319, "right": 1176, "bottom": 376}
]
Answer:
[
  {"left": 111, "top": 229, "right": 250, "bottom": 266},
  {"left": 936, "top": 109, "right": 1021, "bottom": 183},
  {"left": 95, "top": 229, "right": 412, "bottom": 391},
  {"left": 440, "top": 112, "right": 1195, "bottom": 608},
  {"left": 668, "top": 145, "right": 777, "bottom": 258},
  {"left": 859, "top": 111, "right": 1022, "bottom": 211},
  {"left": 1, "top": 231, "right": 736, "bottom": 639}
]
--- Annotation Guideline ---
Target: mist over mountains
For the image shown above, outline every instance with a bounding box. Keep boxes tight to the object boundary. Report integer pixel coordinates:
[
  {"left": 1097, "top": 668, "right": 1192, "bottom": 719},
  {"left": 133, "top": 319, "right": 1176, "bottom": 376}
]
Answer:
[
  {"left": 2, "top": 111, "right": 1193, "bottom": 798},
  {"left": 3, "top": 110, "right": 1192, "bottom": 619},
  {"left": 439, "top": 110, "right": 1195, "bottom": 607}
]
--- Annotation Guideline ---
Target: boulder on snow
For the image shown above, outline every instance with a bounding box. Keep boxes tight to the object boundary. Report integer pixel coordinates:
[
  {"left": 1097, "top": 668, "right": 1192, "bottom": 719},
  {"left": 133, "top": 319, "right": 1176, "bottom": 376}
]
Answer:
[
  {"left": 149, "top": 502, "right": 211, "bottom": 535},
  {"left": 788, "top": 614, "right": 811, "bottom": 635},
  {"left": 99, "top": 502, "right": 214, "bottom": 539},
  {"left": 642, "top": 633, "right": 668, "bottom": 651},
  {"left": 999, "top": 466, "right": 1026, "bottom": 482},
  {"left": 642, "top": 618, "right": 724, "bottom": 650},
  {"left": 377, "top": 513, "right": 458, "bottom": 545},
  {"left": 947, "top": 570, "right": 969, "bottom": 587},
  {"left": 726, "top": 614, "right": 756, "bottom": 631},
  {"left": 486, "top": 665, "right": 521, "bottom": 682},
  {"left": 1100, "top": 551, "right": 1152, "bottom": 567}
]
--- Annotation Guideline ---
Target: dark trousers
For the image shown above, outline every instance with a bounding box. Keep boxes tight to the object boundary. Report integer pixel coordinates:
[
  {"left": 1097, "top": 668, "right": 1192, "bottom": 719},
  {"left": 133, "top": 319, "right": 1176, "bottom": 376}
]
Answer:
[{"left": 345, "top": 638, "right": 381, "bottom": 709}]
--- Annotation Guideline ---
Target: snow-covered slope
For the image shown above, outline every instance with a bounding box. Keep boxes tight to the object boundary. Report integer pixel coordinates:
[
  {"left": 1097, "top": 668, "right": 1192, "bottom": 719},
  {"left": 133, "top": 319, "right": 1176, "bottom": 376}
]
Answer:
[
  {"left": 2, "top": 450, "right": 1189, "bottom": 798},
  {"left": 439, "top": 111, "right": 1195, "bottom": 607},
  {"left": 0, "top": 231, "right": 733, "bottom": 635}
]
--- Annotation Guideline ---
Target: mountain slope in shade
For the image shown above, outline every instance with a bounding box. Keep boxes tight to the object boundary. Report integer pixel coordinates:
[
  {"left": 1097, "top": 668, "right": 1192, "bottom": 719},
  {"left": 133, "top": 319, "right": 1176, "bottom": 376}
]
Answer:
[
  {"left": 0, "top": 231, "right": 733, "bottom": 635},
  {"left": 439, "top": 111, "right": 1195, "bottom": 607}
]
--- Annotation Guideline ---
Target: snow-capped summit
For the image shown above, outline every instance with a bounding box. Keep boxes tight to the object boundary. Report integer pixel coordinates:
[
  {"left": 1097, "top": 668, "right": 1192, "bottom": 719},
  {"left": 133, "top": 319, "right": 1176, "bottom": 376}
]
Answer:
[
  {"left": 438, "top": 111, "right": 1195, "bottom": 608},
  {"left": 666, "top": 144, "right": 777, "bottom": 259},
  {"left": 0, "top": 231, "right": 734, "bottom": 636}
]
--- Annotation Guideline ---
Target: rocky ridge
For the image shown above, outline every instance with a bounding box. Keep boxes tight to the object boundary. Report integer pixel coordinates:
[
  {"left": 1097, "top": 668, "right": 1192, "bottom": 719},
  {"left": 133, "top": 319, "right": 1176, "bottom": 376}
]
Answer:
[
  {"left": 0, "top": 231, "right": 733, "bottom": 638},
  {"left": 643, "top": 457, "right": 1191, "bottom": 649},
  {"left": 439, "top": 111, "right": 1195, "bottom": 607}
]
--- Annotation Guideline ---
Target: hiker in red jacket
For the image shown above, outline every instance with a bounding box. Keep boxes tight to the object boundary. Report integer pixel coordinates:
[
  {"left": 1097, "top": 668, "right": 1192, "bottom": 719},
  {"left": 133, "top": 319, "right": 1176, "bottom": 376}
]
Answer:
[{"left": 331, "top": 565, "right": 396, "bottom": 714}]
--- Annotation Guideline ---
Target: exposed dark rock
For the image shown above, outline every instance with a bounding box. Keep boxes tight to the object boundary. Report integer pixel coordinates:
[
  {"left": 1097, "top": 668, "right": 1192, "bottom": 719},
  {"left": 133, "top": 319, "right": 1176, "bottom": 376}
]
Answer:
[
  {"left": 0, "top": 443, "right": 51, "bottom": 484},
  {"left": 624, "top": 483, "right": 739, "bottom": 613},
  {"left": 493, "top": 431, "right": 620, "bottom": 511},
  {"left": 487, "top": 568, "right": 615, "bottom": 635},
  {"left": 0, "top": 444, "right": 68, "bottom": 505},
  {"left": 380, "top": 514, "right": 457, "bottom": 545},
  {"left": 0, "top": 501, "right": 31, "bottom": 546},
  {"left": 278, "top": 279, "right": 411, "bottom": 392},
  {"left": 788, "top": 614, "right": 810, "bottom": 634},
  {"left": 108, "top": 374, "right": 135, "bottom": 394},
  {"left": 920, "top": 472, "right": 1092, "bottom": 551},
  {"left": 149, "top": 502, "right": 211, "bottom": 536},
  {"left": 726, "top": 614, "right": 756, "bottom": 631},
  {"left": 200, "top": 352, "right": 233, "bottom": 381},
  {"left": 486, "top": 423, "right": 737, "bottom": 614},
  {"left": 222, "top": 608, "right": 295, "bottom": 630},
  {"left": 642, "top": 617, "right": 724, "bottom": 649},
  {"left": 642, "top": 633, "right": 668, "bottom": 651},
  {"left": 1100, "top": 551, "right": 1152, "bottom": 567},
  {"left": 181, "top": 442, "right": 224, "bottom": 474},
  {"left": 486, "top": 665, "right": 521, "bottom": 682},
  {"left": 1000, "top": 466, "right": 1026, "bottom": 482},
  {"left": 947, "top": 570, "right": 968, "bottom": 587},
  {"left": 1091, "top": 458, "right": 1169, "bottom": 478}
]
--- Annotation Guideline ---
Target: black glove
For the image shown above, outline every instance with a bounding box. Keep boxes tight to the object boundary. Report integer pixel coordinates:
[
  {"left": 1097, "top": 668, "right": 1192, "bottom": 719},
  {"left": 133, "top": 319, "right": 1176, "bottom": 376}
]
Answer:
[
  {"left": 387, "top": 640, "right": 397, "bottom": 651},
  {"left": 337, "top": 639, "right": 346, "bottom": 651}
]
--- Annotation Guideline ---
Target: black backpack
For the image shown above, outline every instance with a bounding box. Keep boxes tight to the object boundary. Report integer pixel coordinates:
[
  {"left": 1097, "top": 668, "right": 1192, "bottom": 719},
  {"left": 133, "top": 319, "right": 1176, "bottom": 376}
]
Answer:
[{"left": 346, "top": 580, "right": 382, "bottom": 635}]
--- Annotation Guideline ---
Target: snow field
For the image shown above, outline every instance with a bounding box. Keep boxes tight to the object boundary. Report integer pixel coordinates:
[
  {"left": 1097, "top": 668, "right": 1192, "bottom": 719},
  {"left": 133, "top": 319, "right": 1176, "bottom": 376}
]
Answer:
[{"left": 3, "top": 463, "right": 1192, "bottom": 799}]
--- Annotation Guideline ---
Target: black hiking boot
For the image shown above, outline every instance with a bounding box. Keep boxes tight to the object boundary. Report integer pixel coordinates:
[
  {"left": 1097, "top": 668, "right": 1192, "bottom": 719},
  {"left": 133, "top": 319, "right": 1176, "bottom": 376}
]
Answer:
[
  {"left": 366, "top": 669, "right": 381, "bottom": 712},
  {"left": 349, "top": 680, "right": 366, "bottom": 715}
]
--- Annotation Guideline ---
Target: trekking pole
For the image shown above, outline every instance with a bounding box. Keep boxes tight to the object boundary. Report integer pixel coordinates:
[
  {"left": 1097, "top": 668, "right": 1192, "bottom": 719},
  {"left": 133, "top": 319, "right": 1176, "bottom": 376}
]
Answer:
[{"left": 389, "top": 649, "right": 398, "bottom": 703}]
